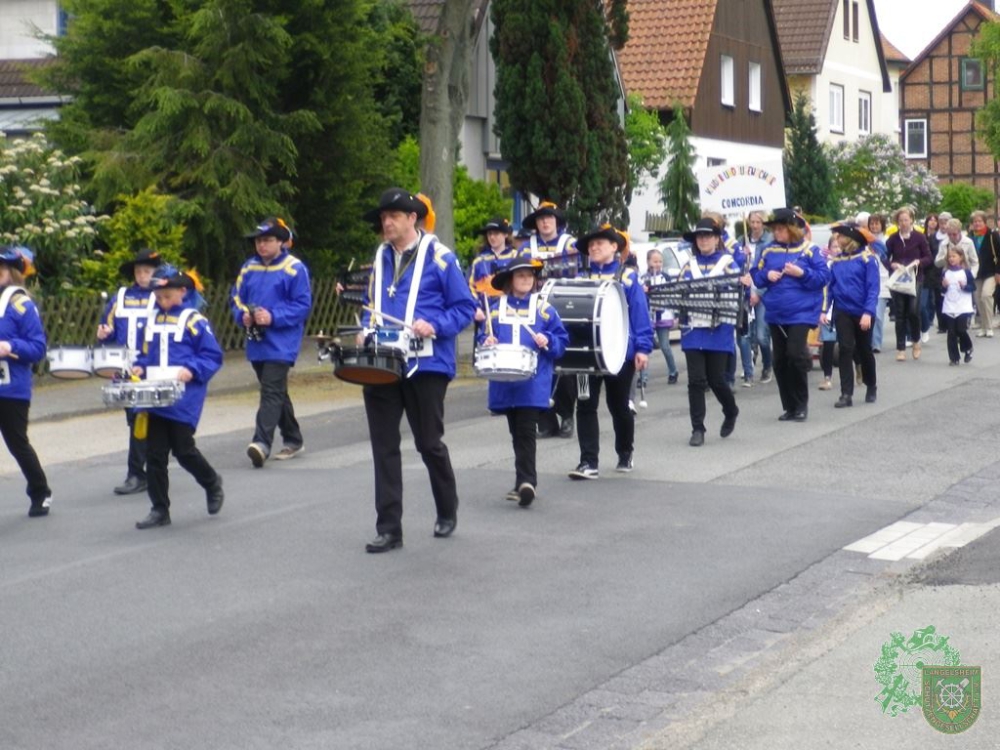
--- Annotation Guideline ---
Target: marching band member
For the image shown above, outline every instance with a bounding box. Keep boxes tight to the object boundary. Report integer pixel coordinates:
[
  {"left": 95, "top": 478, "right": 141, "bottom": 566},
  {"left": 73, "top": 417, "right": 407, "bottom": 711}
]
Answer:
[
  {"left": 479, "top": 255, "right": 568, "bottom": 507},
  {"left": 752, "top": 208, "right": 830, "bottom": 422},
  {"left": 358, "top": 187, "right": 476, "bottom": 553},
  {"left": 826, "top": 222, "right": 880, "bottom": 406},
  {"left": 132, "top": 269, "right": 224, "bottom": 529},
  {"left": 520, "top": 202, "right": 578, "bottom": 438},
  {"left": 468, "top": 217, "right": 517, "bottom": 302},
  {"left": 678, "top": 219, "right": 742, "bottom": 447},
  {"left": 0, "top": 246, "right": 52, "bottom": 518},
  {"left": 567, "top": 225, "right": 653, "bottom": 478},
  {"left": 97, "top": 247, "right": 161, "bottom": 496}
]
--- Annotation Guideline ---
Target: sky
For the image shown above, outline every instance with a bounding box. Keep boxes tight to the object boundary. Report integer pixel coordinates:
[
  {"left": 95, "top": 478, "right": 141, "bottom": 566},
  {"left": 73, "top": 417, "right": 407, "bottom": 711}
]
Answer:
[{"left": 873, "top": 0, "right": 976, "bottom": 59}]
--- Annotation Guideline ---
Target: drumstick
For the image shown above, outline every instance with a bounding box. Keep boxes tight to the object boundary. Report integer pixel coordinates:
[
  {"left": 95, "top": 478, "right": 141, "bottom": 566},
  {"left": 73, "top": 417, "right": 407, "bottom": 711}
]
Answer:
[
  {"left": 481, "top": 293, "right": 494, "bottom": 339},
  {"left": 519, "top": 322, "right": 548, "bottom": 350},
  {"left": 361, "top": 306, "right": 437, "bottom": 339}
]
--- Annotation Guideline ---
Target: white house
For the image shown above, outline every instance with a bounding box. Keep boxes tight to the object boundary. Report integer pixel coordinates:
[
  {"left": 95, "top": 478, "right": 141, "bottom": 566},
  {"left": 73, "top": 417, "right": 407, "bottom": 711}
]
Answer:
[{"left": 0, "top": 0, "right": 62, "bottom": 135}]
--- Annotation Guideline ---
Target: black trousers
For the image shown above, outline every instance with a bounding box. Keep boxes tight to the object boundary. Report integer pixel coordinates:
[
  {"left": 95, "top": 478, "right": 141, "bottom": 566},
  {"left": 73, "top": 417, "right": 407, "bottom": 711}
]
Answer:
[
  {"left": 363, "top": 373, "right": 458, "bottom": 537},
  {"left": 251, "top": 361, "right": 303, "bottom": 453},
  {"left": 945, "top": 313, "right": 973, "bottom": 362},
  {"left": 145, "top": 413, "right": 219, "bottom": 513},
  {"left": 125, "top": 409, "right": 147, "bottom": 480},
  {"left": 685, "top": 350, "right": 737, "bottom": 433},
  {"left": 834, "top": 311, "right": 876, "bottom": 396},
  {"left": 538, "top": 375, "right": 576, "bottom": 432},
  {"left": 506, "top": 408, "right": 539, "bottom": 488},
  {"left": 891, "top": 287, "right": 921, "bottom": 350},
  {"left": 0, "top": 397, "right": 50, "bottom": 504},
  {"left": 576, "top": 362, "right": 636, "bottom": 467},
  {"left": 769, "top": 323, "right": 812, "bottom": 415}
]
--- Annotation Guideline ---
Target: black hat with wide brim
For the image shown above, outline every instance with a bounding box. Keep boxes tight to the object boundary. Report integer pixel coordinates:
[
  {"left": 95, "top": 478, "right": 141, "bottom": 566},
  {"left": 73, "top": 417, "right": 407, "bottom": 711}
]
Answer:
[
  {"left": 576, "top": 225, "right": 625, "bottom": 255},
  {"left": 477, "top": 217, "right": 513, "bottom": 235},
  {"left": 244, "top": 216, "right": 293, "bottom": 243},
  {"left": 362, "top": 187, "right": 429, "bottom": 225},
  {"left": 764, "top": 207, "right": 807, "bottom": 229},
  {"left": 522, "top": 203, "right": 566, "bottom": 231},
  {"left": 682, "top": 218, "right": 723, "bottom": 244},
  {"left": 153, "top": 271, "right": 195, "bottom": 291},
  {"left": 118, "top": 247, "right": 163, "bottom": 278},
  {"left": 831, "top": 221, "right": 872, "bottom": 246},
  {"left": 490, "top": 255, "right": 543, "bottom": 291}
]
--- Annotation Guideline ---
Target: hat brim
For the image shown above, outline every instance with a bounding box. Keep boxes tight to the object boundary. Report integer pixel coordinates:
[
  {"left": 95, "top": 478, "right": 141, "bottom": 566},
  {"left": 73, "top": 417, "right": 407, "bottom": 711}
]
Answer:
[
  {"left": 831, "top": 225, "right": 869, "bottom": 246},
  {"left": 764, "top": 214, "right": 806, "bottom": 229},
  {"left": 522, "top": 207, "right": 565, "bottom": 231},
  {"left": 478, "top": 223, "right": 512, "bottom": 236},
  {"left": 119, "top": 255, "right": 163, "bottom": 277},
  {"left": 577, "top": 227, "right": 623, "bottom": 255},
  {"left": 682, "top": 229, "right": 722, "bottom": 244},
  {"left": 363, "top": 198, "right": 429, "bottom": 226},
  {"left": 490, "top": 261, "right": 542, "bottom": 291},
  {"left": 0, "top": 256, "right": 25, "bottom": 273}
]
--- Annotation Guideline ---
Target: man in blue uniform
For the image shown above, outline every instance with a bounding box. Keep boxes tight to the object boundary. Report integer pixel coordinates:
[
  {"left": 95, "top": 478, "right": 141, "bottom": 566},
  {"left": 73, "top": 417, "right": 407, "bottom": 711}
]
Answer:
[{"left": 231, "top": 217, "right": 312, "bottom": 468}]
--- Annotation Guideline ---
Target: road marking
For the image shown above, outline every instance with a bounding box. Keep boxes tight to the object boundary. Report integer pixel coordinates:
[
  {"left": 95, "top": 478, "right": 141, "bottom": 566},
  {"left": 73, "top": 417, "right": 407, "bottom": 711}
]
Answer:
[{"left": 844, "top": 518, "right": 1000, "bottom": 561}]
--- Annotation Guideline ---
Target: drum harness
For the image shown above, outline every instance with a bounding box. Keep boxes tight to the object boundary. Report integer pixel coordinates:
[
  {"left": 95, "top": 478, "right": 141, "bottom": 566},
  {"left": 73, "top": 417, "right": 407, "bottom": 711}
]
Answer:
[
  {"left": 113, "top": 287, "right": 156, "bottom": 353},
  {"left": 143, "top": 308, "right": 199, "bottom": 379},
  {"left": 0, "top": 285, "right": 27, "bottom": 386}
]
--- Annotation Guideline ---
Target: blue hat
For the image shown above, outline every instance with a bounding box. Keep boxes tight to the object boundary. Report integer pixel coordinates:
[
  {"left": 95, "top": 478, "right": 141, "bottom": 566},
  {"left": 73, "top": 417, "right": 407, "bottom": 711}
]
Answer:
[{"left": 0, "top": 245, "right": 28, "bottom": 273}]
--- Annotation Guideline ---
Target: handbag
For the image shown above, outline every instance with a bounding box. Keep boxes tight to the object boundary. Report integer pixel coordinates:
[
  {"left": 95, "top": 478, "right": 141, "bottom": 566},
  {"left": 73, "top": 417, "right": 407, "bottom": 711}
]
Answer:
[{"left": 887, "top": 261, "right": 918, "bottom": 296}]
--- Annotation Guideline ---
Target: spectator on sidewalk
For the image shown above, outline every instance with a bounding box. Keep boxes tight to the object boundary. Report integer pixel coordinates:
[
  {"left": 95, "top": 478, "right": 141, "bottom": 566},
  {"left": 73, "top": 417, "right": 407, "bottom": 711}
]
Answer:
[{"left": 968, "top": 211, "right": 1000, "bottom": 338}]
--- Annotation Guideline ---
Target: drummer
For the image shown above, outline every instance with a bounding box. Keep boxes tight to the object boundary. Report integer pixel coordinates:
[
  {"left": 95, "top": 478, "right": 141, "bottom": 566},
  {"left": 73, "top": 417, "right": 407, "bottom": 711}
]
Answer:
[
  {"left": 478, "top": 255, "right": 568, "bottom": 507},
  {"left": 520, "top": 201, "right": 578, "bottom": 439},
  {"left": 0, "top": 246, "right": 53, "bottom": 518},
  {"left": 468, "top": 217, "right": 517, "bottom": 326},
  {"left": 568, "top": 225, "right": 653, "bottom": 479},
  {"left": 132, "top": 269, "right": 224, "bottom": 529},
  {"left": 97, "top": 247, "right": 162, "bottom": 496}
]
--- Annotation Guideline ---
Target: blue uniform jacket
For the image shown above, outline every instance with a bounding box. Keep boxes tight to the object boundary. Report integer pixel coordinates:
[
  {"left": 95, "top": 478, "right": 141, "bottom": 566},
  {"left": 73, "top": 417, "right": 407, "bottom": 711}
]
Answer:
[
  {"left": 230, "top": 250, "right": 312, "bottom": 364},
  {"left": 678, "top": 251, "right": 740, "bottom": 353},
  {"left": 477, "top": 294, "right": 568, "bottom": 411},
  {"left": 101, "top": 285, "right": 152, "bottom": 346},
  {"left": 468, "top": 245, "right": 519, "bottom": 295},
  {"left": 0, "top": 288, "right": 47, "bottom": 402},
  {"left": 362, "top": 233, "right": 477, "bottom": 380},
  {"left": 135, "top": 303, "right": 224, "bottom": 429},
  {"left": 826, "top": 249, "right": 881, "bottom": 318},
  {"left": 584, "top": 260, "right": 655, "bottom": 361},
  {"left": 751, "top": 240, "right": 830, "bottom": 326}
]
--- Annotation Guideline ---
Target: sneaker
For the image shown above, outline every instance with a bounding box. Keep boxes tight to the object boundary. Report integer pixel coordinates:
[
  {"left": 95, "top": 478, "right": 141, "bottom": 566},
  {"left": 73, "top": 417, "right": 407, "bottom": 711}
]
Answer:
[
  {"left": 28, "top": 495, "right": 52, "bottom": 518},
  {"left": 921, "top": 331, "right": 930, "bottom": 343},
  {"left": 615, "top": 454, "right": 634, "bottom": 472},
  {"left": 273, "top": 444, "right": 305, "bottom": 461},
  {"left": 638, "top": 399, "right": 648, "bottom": 408},
  {"left": 668, "top": 373, "right": 679, "bottom": 384},
  {"left": 896, "top": 351, "right": 906, "bottom": 361},
  {"left": 818, "top": 378, "right": 832, "bottom": 391},
  {"left": 505, "top": 488, "right": 520, "bottom": 502},
  {"left": 628, "top": 399, "right": 637, "bottom": 415},
  {"left": 517, "top": 483, "right": 536, "bottom": 507},
  {"left": 246, "top": 442, "right": 268, "bottom": 468},
  {"left": 568, "top": 462, "right": 599, "bottom": 480},
  {"left": 759, "top": 368, "right": 772, "bottom": 384},
  {"left": 976, "top": 331, "right": 987, "bottom": 338},
  {"left": 965, "top": 349, "right": 973, "bottom": 363},
  {"left": 988, "top": 330, "right": 994, "bottom": 338},
  {"left": 741, "top": 376, "right": 753, "bottom": 388}
]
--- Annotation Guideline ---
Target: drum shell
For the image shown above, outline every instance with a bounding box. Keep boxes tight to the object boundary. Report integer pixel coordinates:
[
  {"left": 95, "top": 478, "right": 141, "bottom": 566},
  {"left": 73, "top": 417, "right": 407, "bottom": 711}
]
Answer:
[
  {"left": 92, "top": 346, "right": 133, "bottom": 378},
  {"left": 47, "top": 346, "right": 93, "bottom": 380},
  {"left": 473, "top": 344, "right": 537, "bottom": 382},
  {"left": 333, "top": 346, "right": 406, "bottom": 386},
  {"left": 539, "top": 279, "right": 628, "bottom": 375},
  {"left": 101, "top": 380, "right": 185, "bottom": 408}
]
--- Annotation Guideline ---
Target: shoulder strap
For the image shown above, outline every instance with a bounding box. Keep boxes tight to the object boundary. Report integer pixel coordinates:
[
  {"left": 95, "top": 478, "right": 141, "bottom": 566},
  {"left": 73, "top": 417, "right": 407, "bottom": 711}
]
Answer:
[{"left": 0, "top": 286, "right": 27, "bottom": 317}]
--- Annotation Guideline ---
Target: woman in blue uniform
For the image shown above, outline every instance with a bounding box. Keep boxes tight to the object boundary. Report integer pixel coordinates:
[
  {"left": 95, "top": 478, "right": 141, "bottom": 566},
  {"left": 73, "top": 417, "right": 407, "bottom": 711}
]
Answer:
[
  {"left": 678, "top": 219, "right": 742, "bottom": 446},
  {"left": 0, "top": 246, "right": 52, "bottom": 518},
  {"left": 479, "top": 255, "right": 568, "bottom": 506}
]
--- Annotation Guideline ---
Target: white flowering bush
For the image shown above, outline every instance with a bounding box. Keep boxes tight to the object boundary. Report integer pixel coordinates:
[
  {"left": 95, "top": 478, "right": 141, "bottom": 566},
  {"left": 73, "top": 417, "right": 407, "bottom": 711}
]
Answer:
[
  {"left": 0, "top": 132, "right": 109, "bottom": 292},
  {"left": 828, "top": 133, "right": 942, "bottom": 218}
]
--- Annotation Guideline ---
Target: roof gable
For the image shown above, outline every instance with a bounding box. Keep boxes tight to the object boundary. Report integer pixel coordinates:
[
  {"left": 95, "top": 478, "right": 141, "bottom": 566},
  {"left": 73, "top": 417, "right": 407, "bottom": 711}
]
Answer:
[
  {"left": 0, "top": 58, "right": 55, "bottom": 99},
  {"left": 900, "top": 0, "right": 1000, "bottom": 81},
  {"left": 881, "top": 34, "right": 910, "bottom": 66}
]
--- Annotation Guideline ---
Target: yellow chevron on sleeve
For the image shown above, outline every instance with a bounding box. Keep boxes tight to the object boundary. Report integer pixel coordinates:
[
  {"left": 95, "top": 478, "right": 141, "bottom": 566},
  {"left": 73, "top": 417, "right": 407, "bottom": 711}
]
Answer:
[
  {"left": 186, "top": 312, "right": 206, "bottom": 335},
  {"left": 13, "top": 296, "right": 29, "bottom": 314},
  {"left": 538, "top": 303, "right": 551, "bottom": 320},
  {"left": 434, "top": 246, "right": 451, "bottom": 270}
]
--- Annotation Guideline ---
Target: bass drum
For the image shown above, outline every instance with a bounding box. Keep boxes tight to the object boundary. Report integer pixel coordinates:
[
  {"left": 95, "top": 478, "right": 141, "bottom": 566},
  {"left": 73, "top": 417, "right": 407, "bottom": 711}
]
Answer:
[{"left": 538, "top": 278, "right": 628, "bottom": 375}]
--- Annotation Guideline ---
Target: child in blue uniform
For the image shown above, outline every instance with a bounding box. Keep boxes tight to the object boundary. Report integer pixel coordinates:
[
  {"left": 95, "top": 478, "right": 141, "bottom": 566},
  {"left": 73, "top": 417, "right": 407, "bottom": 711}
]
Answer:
[
  {"left": 678, "top": 219, "right": 743, "bottom": 446},
  {"left": 97, "top": 247, "right": 161, "bottom": 495},
  {"left": 479, "top": 256, "right": 568, "bottom": 506},
  {"left": 132, "top": 270, "right": 224, "bottom": 529},
  {"left": 0, "top": 246, "right": 52, "bottom": 517}
]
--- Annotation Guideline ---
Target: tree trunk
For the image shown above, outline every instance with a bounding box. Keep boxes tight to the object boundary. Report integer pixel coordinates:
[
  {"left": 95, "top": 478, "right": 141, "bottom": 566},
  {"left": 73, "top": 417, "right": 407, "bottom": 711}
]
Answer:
[{"left": 418, "top": 0, "right": 476, "bottom": 249}]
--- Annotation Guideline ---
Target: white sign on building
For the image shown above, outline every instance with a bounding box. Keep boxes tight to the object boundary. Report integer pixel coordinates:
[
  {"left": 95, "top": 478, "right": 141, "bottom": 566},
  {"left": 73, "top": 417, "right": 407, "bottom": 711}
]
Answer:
[{"left": 697, "top": 161, "right": 787, "bottom": 216}]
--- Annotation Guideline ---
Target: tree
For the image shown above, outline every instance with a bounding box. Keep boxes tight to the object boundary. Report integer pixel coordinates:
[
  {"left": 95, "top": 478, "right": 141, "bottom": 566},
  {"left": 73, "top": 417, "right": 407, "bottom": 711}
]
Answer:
[
  {"left": 624, "top": 94, "right": 668, "bottom": 198},
  {"left": 828, "top": 133, "right": 941, "bottom": 217},
  {"left": 658, "top": 104, "right": 700, "bottom": 230},
  {"left": 783, "top": 91, "right": 835, "bottom": 217},
  {"left": 972, "top": 22, "right": 1000, "bottom": 161},
  {"left": 939, "top": 182, "right": 996, "bottom": 224},
  {"left": 491, "top": 0, "right": 630, "bottom": 231}
]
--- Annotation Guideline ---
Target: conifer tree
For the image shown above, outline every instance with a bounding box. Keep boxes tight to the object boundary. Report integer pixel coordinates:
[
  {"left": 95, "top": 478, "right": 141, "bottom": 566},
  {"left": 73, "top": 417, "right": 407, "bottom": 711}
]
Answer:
[
  {"left": 784, "top": 91, "right": 835, "bottom": 217},
  {"left": 658, "top": 104, "right": 700, "bottom": 230}
]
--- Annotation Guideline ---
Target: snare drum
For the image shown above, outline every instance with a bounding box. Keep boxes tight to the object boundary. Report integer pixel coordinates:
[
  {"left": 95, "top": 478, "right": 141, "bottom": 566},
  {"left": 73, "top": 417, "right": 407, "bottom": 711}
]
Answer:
[
  {"left": 101, "top": 380, "right": 185, "bottom": 408},
  {"left": 538, "top": 278, "right": 628, "bottom": 375},
  {"left": 47, "top": 346, "right": 93, "bottom": 379},
  {"left": 333, "top": 345, "right": 406, "bottom": 386},
  {"left": 92, "top": 346, "right": 132, "bottom": 378},
  {"left": 473, "top": 344, "right": 537, "bottom": 381}
]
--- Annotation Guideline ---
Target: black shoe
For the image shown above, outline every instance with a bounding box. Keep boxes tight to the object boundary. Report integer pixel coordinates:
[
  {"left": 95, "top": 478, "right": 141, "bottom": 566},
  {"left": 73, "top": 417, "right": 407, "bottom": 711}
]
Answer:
[
  {"left": 965, "top": 350, "right": 973, "bottom": 363},
  {"left": 536, "top": 428, "right": 558, "bottom": 439},
  {"left": 517, "top": 483, "right": 535, "bottom": 507},
  {"left": 365, "top": 533, "right": 403, "bottom": 553},
  {"left": 558, "top": 417, "right": 574, "bottom": 438},
  {"left": 114, "top": 476, "right": 147, "bottom": 495},
  {"left": 136, "top": 509, "right": 170, "bottom": 529},
  {"left": 433, "top": 517, "right": 457, "bottom": 538},
  {"left": 668, "top": 373, "right": 679, "bottom": 384},
  {"left": 720, "top": 408, "right": 739, "bottom": 438},
  {"left": 28, "top": 496, "right": 52, "bottom": 518},
  {"left": 568, "top": 462, "right": 599, "bottom": 480},
  {"left": 865, "top": 386, "right": 877, "bottom": 403},
  {"left": 689, "top": 431, "right": 705, "bottom": 447},
  {"left": 615, "top": 453, "right": 634, "bottom": 472},
  {"left": 835, "top": 395, "right": 853, "bottom": 408},
  {"left": 206, "top": 476, "right": 224, "bottom": 515},
  {"left": 247, "top": 442, "right": 268, "bottom": 468},
  {"left": 792, "top": 410, "right": 808, "bottom": 422},
  {"left": 777, "top": 411, "right": 796, "bottom": 421}
]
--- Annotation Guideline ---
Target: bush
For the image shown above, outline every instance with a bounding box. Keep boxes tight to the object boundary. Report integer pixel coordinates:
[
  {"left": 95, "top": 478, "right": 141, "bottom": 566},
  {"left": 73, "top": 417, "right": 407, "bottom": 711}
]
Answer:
[{"left": 938, "top": 182, "right": 995, "bottom": 224}]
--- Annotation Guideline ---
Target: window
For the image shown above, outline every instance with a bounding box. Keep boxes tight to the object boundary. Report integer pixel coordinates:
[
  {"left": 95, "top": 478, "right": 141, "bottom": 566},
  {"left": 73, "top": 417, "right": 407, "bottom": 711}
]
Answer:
[
  {"left": 829, "top": 84, "right": 845, "bottom": 133},
  {"left": 858, "top": 91, "right": 872, "bottom": 134},
  {"left": 904, "top": 119, "right": 928, "bottom": 158},
  {"left": 706, "top": 157, "right": 726, "bottom": 167},
  {"left": 961, "top": 58, "right": 985, "bottom": 91},
  {"left": 852, "top": 1, "right": 860, "bottom": 42},
  {"left": 748, "top": 62, "right": 762, "bottom": 112},
  {"left": 843, "top": 0, "right": 850, "bottom": 39},
  {"left": 721, "top": 55, "right": 735, "bottom": 107}
]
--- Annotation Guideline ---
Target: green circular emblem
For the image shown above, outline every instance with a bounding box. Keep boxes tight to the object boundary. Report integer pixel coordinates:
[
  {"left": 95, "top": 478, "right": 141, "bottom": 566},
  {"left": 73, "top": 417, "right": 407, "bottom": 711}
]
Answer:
[{"left": 874, "top": 626, "right": 961, "bottom": 716}]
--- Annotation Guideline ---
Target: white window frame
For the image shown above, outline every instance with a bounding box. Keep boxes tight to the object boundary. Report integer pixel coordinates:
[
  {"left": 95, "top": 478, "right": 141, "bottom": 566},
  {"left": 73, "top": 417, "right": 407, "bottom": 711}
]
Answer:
[
  {"left": 748, "top": 62, "right": 762, "bottom": 112},
  {"left": 858, "top": 90, "right": 871, "bottom": 135},
  {"left": 829, "top": 83, "right": 845, "bottom": 134},
  {"left": 904, "top": 119, "right": 928, "bottom": 158},
  {"left": 721, "top": 55, "right": 735, "bottom": 107}
]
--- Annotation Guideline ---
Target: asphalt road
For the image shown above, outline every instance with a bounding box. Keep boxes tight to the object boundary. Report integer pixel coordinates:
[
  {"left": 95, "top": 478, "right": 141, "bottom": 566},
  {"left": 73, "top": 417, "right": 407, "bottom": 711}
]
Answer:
[{"left": 2, "top": 332, "right": 1000, "bottom": 749}]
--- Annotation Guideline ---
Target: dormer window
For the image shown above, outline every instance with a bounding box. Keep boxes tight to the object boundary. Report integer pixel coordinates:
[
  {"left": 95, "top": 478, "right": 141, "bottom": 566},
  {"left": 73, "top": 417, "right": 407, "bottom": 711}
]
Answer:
[{"left": 721, "top": 55, "right": 735, "bottom": 107}]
